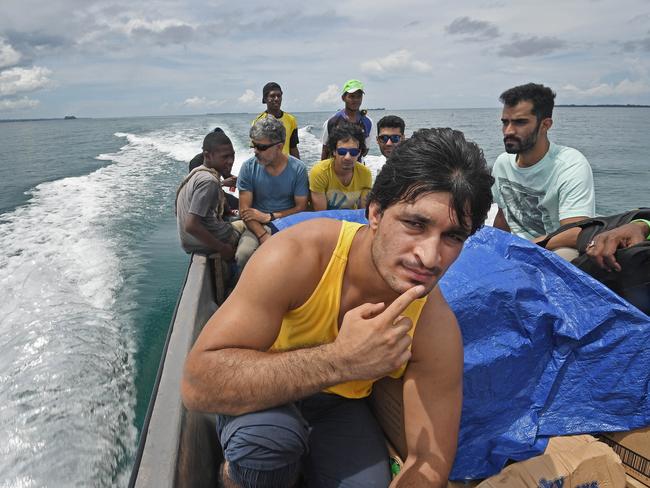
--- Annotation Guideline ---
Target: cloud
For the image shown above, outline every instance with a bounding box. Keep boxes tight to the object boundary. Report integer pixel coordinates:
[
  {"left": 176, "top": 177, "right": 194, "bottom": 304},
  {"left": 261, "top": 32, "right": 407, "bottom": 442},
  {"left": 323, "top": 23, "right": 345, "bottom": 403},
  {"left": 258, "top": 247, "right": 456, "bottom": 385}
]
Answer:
[
  {"left": 622, "top": 36, "right": 650, "bottom": 53},
  {"left": 0, "top": 96, "right": 39, "bottom": 111},
  {"left": 182, "top": 96, "right": 224, "bottom": 109},
  {"left": 361, "top": 50, "right": 432, "bottom": 78},
  {"left": 0, "top": 66, "right": 53, "bottom": 96},
  {"left": 238, "top": 89, "right": 256, "bottom": 104},
  {"left": 314, "top": 84, "right": 340, "bottom": 106},
  {"left": 445, "top": 17, "right": 500, "bottom": 41},
  {"left": 498, "top": 35, "right": 566, "bottom": 57},
  {"left": 121, "top": 18, "right": 196, "bottom": 45},
  {"left": 561, "top": 79, "right": 650, "bottom": 97},
  {"left": 0, "top": 38, "right": 21, "bottom": 68}
]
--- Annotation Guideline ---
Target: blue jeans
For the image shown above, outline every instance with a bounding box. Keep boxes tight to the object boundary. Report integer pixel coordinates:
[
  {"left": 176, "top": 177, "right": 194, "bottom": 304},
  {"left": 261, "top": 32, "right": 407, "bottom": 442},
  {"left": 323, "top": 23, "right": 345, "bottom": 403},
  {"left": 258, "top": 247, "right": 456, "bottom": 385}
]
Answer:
[{"left": 217, "top": 393, "right": 391, "bottom": 487}]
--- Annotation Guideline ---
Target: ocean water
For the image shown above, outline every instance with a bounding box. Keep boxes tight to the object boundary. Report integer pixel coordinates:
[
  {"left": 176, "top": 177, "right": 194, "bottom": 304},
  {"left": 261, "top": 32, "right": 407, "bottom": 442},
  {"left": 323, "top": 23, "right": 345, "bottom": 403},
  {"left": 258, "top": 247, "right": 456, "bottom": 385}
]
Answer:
[{"left": 0, "top": 108, "right": 648, "bottom": 486}]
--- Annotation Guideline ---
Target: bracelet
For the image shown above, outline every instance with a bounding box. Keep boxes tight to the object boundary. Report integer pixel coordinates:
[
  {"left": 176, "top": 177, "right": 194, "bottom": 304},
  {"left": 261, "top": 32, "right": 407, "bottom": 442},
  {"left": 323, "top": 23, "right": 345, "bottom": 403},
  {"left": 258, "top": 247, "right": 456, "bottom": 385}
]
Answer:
[
  {"left": 631, "top": 219, "right": 650, "bottom": 240},
  {"left": 269, "top": 212, "right": 276, "bottom": 222},
  {"left": 255, "top": 232, "right": 267, "bottom": 240}
]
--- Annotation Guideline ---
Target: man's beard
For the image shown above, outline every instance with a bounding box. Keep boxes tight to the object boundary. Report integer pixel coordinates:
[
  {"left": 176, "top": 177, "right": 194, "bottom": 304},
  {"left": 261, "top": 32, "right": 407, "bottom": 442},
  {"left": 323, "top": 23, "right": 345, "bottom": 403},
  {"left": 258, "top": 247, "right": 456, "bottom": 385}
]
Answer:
[{"left": 504, "top": 124, "right": 540, "bottom": 154}]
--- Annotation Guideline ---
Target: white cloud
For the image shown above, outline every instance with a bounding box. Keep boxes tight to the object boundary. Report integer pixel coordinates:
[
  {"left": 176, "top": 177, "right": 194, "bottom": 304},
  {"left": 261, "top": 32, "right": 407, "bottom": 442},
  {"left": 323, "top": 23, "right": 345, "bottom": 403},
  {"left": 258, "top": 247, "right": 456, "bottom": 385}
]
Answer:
[
  {"left": 121, "top": 18, "right": 191, "bottom": 35},
  {"left": 183, "top": 96, "right": 224, "bottom": 109},
  {"left": 238, "top": 89, "right": 256, "bottom": 104},
  {"left": 561, "top": 79, "right": 650, "bottom": 97},
  {"left": 0, "top": 66, "right": 53, "bottom": 96},
  {"left": 0, "top": 38, "right": 21, "bottom": 68},
  {"left": 0, "top": 96, "right": 40, "bottom": 111},
  {"left": 361, "top": 50, "right": 432, "bottom": 77},
  {"left": 314, "top": 84, "right": 340, "bottom": 106}
]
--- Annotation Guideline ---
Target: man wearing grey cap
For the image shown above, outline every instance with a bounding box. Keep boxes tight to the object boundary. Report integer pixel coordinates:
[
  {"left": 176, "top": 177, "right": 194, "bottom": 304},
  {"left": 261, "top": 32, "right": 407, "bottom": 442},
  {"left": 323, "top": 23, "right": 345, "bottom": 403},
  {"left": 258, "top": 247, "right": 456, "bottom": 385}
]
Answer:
[
  {"left": 252, "top": 82, "right": 300, "bottom": 159},
  {"left": 320, "top": 79, "right": 373, "bottom": 160}
]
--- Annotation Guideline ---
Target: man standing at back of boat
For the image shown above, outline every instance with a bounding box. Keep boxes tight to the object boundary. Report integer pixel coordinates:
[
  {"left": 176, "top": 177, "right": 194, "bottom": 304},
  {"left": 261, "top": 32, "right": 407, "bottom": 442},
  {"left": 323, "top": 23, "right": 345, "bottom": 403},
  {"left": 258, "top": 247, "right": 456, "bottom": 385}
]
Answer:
[
  {"left": 252, "top": 82, "right": 300, "bottom": 160},
  {"left": 320, "top": 79, "right": 373, "bottom": 160},
  {"left": 491, "top": 82, "right": 596, "bottom": 260},
  {"left": 182, "top": 128, "right": 495, "bottom": 487}
]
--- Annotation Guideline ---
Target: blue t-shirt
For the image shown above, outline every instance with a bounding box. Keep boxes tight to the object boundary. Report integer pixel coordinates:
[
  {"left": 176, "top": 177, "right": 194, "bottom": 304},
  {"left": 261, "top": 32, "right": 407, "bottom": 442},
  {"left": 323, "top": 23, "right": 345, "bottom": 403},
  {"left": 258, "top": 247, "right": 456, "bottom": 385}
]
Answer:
[{"left": 237, "top": 155, "right": 309, "bottom": 213}]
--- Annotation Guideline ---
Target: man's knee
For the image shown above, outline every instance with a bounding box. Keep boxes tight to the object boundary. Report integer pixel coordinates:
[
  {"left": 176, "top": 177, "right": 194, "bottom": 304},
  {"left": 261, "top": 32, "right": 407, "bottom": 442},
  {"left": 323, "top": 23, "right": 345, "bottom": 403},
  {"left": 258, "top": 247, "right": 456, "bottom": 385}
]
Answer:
[
  {"left": 554, "top": 246, "right": 579, "bottom": 261},
  {"left": 217, "top": 405, "right": 309, "bottom": 488}
]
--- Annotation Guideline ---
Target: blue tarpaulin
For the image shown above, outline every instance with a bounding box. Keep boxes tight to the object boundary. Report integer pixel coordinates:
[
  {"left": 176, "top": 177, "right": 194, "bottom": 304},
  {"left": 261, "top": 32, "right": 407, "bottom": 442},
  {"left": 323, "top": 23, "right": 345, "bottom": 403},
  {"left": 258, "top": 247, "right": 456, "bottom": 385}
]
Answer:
[{"left": 273, "top": 210, "right": 650, "bottom": 479}]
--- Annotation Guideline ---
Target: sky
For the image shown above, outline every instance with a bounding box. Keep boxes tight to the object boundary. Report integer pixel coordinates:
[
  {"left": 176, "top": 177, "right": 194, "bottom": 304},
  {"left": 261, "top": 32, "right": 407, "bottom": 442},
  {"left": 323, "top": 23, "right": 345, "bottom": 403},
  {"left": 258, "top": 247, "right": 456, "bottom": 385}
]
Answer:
[{"left": 1, "top": 0, "right": 649, "bottom": 118}]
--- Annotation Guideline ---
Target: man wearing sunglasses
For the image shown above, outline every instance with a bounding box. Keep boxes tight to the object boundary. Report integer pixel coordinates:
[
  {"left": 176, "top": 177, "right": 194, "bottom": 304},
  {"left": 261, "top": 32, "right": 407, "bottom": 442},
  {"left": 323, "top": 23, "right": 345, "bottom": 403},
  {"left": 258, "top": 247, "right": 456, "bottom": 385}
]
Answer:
[
  {"left": 320, "top": 79, "right": 373, "bottom": 160},
  {"left": 309, "top": 123, "right": 372, "bottom": 211},
  {"left": 183, "top": 128, "right": 495, "bottom": 487},
  {"left": 236, "top": 116, "right": 309, "bottom": 270},
  {"left": 377, "top": 115, "right": 406, "bottom": 161}
]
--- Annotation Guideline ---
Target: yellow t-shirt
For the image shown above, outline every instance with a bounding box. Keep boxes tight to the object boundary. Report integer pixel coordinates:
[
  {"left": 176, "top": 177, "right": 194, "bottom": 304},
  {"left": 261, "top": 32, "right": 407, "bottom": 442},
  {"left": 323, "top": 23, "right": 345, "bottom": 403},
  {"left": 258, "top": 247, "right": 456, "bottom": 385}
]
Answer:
[
  {"left": 252, "top": 111, "right": 298, "bottom": 156},
  {"left": 271, "top": 221, "right": 427, "bottom": 399},
  {"left": 309, "top": 158, "right": 372, "bottom": 210}
]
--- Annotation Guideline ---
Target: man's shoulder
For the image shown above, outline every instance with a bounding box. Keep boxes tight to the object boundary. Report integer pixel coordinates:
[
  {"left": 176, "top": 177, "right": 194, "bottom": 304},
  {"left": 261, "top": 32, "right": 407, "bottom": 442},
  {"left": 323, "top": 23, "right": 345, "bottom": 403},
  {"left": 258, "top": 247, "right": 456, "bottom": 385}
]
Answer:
[
  {"left": 188, "top": 167, "right": 220, "bottom": 184},
  {"left": 551, "top": 143, "right": 590, "bottom": 166},
  {"left": 356, "top": 162, "right": 372, "bottom": 176},
  {"left": 240, "top": 155, "right": 259, "bottom": 170},
  {"left": 492, "top": 152, "right": 514, "bottom": 171},
  {"left": 311, "top": 158, "right": 332, "bottom": 171},
  {"left": 287, "top": 155, "right": 308, "bottom": 171},
  {"left": 265, "top": 219, "right": 344, "bottom": 265},
  {"left": 253, "top": 112, "right": 267, "bottom": 124},
  {"left": 282, "top": 112, "right": 298, "bottom": 124}
]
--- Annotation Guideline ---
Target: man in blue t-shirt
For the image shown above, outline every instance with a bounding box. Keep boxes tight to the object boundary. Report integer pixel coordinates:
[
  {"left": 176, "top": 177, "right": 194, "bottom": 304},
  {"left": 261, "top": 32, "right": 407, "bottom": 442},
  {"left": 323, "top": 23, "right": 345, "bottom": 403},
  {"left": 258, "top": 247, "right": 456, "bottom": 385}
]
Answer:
[
  {"left": 237, "top": 116, "right": 309, "bottom": 269},
  {"left": 491, "top": 83, "right": 595, "bottom": 260},
  {"left": 320, "top": 79, "right": 373, "bottom": 160}
]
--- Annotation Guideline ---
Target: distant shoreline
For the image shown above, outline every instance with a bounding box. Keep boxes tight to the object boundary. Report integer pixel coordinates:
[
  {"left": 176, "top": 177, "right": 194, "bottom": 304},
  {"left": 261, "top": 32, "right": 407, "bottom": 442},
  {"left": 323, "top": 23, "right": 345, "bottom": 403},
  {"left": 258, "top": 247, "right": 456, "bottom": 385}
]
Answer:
[
  {"left": 3, "top": 104, "right": 650, "bottom": 122},
  {"left": 557, "top": 104, "right": 650, "bottom": 108}
]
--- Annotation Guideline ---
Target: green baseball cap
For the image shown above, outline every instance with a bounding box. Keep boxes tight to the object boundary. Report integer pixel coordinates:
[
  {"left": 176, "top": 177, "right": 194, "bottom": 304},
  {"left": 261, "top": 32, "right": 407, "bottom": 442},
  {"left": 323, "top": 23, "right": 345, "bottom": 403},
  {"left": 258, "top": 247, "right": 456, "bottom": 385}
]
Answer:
[{"left": 342, "top": 79, "right": 364, "bottom": 94}]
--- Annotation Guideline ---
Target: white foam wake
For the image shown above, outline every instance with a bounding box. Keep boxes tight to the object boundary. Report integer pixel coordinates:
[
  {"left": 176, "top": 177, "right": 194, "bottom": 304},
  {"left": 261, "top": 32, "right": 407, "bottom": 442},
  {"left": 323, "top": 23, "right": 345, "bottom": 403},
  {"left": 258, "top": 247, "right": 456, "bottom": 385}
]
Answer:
[{"left": 0, "top": 122, "right": 223, "bottom": 487}]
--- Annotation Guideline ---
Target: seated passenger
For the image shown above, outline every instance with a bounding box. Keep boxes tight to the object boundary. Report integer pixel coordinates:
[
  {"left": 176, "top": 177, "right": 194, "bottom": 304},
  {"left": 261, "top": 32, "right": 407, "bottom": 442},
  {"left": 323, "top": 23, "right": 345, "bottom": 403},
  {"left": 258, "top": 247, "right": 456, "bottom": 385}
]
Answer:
[
  {"left": 491, "top": 83, "right": 596, "bottom": 261},
  {"left": 236, "top": 116, "right": 309, "bottom": 269},
  {"left": 176, "top": 129, "right": 244, "bottom": 274},
  {"left": 377, "top": 114, "right": 406, "bottom": 162},
  {"left": 188, "top": 128, "right": 239, "bottom": 213},
  {"left": 309, "top": 123, "right": 372, "bottom": 211},
  {"left": 182, "top": 128, "right": 495, "bottom": 487}
]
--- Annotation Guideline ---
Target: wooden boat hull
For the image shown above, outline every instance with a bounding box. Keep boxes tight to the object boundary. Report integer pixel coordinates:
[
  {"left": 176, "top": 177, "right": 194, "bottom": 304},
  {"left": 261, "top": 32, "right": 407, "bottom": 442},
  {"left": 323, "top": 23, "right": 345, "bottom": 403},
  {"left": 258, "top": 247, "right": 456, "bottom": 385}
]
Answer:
[{"left": 129, "top": 255, "right": 222, "bottom": 488}]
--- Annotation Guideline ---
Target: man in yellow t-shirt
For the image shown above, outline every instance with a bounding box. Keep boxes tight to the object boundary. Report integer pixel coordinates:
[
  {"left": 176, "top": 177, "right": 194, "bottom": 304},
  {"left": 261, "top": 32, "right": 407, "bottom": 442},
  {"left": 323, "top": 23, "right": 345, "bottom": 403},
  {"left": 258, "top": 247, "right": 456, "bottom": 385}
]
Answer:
[
  {"left": 252, "top": 82, "right": 300, "bottom": 159},
  {"left": 309, "top": 123, "right": 372, "bottom": 210}
]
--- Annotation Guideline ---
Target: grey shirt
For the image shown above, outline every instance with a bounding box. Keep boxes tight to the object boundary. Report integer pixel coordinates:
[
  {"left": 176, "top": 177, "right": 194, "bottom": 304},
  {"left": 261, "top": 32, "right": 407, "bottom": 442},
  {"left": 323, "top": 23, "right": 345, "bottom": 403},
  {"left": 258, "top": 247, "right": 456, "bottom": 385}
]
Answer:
[{"left": 176, "top": 168, "right": 237, "bottom": 253}]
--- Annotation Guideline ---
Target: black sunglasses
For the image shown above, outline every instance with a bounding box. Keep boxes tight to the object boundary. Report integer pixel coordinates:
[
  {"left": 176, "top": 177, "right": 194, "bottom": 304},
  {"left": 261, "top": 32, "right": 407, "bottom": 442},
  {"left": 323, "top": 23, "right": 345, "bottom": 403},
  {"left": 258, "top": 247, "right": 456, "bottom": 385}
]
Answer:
[
  {"left": 250, "top": 141, "right": 281, "bottom": 151},
  {"left": 378, "top": 134, "right": 402, "bottom": 144}
]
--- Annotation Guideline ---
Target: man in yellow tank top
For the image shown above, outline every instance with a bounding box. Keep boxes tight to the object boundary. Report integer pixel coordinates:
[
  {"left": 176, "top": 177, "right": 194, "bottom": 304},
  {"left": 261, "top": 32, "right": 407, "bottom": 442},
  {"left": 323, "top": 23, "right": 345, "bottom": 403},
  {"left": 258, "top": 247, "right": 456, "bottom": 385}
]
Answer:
[{"left": 183, "top": 128, "right": 495, "bottom": 487}]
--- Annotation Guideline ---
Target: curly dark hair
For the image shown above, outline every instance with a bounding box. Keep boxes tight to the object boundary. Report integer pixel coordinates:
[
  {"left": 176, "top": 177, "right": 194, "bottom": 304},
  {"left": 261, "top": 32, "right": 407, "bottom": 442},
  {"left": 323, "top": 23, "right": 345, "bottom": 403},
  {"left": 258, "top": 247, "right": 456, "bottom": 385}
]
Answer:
[
  {"left": 367, "top": 127, "right": 494, "bottom": 235},
  {"left": 327, "top": 122, "right": 367, "bottom": 156}
]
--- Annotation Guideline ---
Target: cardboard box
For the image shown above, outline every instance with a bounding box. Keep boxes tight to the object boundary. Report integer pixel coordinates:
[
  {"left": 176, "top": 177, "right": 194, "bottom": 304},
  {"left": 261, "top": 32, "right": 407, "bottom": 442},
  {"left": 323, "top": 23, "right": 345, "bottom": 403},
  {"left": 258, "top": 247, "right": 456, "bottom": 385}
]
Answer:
[
  {"left": 600, "top": 427, "right": 650, "bottom": 487},
  {"left": 476, "top": 435, "right": 626, "bottom": 488}
]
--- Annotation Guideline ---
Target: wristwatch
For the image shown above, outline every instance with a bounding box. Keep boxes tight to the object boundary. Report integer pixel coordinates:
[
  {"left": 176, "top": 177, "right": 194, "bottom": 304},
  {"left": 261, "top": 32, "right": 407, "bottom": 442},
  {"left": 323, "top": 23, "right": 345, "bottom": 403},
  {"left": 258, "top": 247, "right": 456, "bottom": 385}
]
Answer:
[{"left": 269, "top": 212, "right": 276, "bottom": 222}]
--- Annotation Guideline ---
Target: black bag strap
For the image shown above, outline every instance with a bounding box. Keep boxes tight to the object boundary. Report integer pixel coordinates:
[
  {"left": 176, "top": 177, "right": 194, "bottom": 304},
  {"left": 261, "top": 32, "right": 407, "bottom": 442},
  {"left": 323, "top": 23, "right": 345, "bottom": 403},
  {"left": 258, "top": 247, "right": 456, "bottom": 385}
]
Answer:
[{"left": 537, "top": 208, "right": 650, "bottom": 251}]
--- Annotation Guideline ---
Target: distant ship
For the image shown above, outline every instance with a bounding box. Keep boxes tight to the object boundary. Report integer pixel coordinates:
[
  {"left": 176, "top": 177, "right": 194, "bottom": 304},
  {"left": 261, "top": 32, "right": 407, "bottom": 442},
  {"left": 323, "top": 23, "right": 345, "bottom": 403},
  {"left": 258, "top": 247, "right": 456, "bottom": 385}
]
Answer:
[
  {"left": 64, "top": 115, "right": 77, "bottom": 120},
  {"left": 367, "top": 107, "right": 385, "bottom": 110}
]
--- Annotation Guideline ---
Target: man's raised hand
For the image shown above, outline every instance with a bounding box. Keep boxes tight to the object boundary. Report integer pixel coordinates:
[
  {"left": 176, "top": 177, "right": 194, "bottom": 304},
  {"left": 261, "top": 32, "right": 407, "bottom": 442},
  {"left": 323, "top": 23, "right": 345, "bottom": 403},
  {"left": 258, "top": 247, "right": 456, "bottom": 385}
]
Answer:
[{"left": 334, "top": 285, "right": 426, "bottom": 381}]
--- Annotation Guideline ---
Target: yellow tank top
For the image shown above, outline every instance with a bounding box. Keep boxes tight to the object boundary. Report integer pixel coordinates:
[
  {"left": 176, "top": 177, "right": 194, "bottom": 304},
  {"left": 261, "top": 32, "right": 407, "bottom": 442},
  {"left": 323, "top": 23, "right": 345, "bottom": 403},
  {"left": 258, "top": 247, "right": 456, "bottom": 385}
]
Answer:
[{"left": 271, "top": 220, "right": 427, "bottom": 398}]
